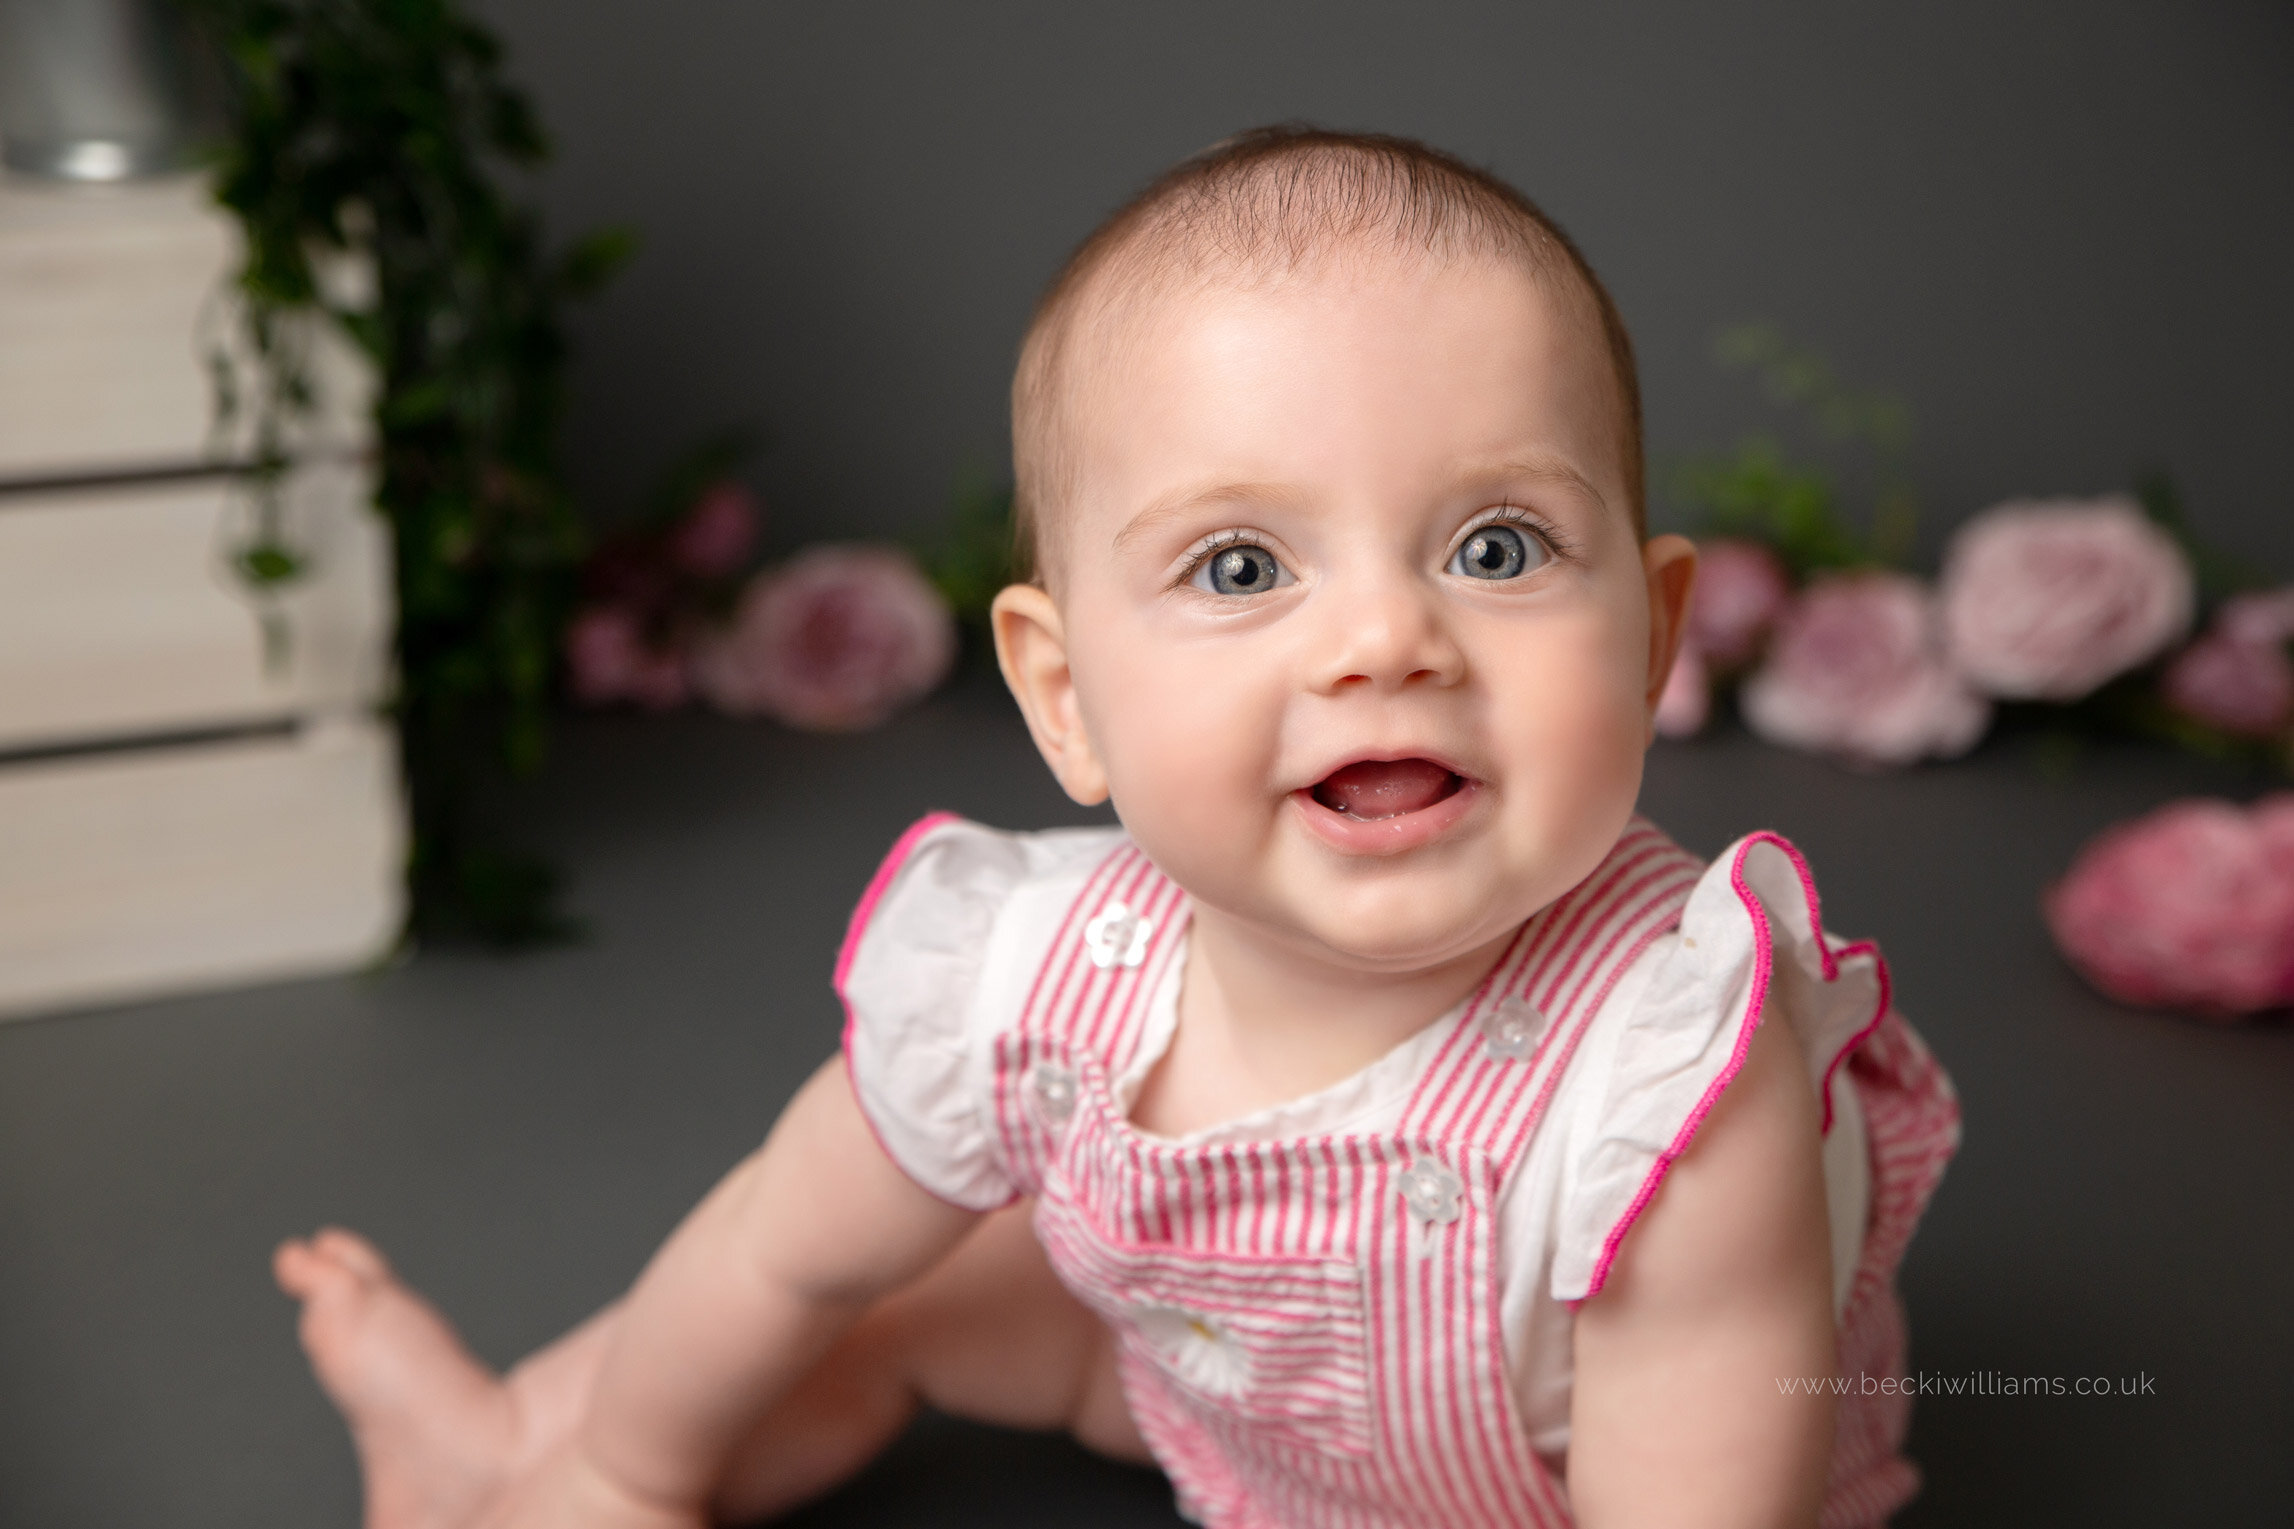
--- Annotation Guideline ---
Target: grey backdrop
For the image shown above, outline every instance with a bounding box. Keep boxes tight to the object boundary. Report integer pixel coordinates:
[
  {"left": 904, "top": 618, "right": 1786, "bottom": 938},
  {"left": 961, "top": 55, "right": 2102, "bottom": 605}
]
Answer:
[{"left": 474, "top": 0, "right": 2293, "bottom": 567}]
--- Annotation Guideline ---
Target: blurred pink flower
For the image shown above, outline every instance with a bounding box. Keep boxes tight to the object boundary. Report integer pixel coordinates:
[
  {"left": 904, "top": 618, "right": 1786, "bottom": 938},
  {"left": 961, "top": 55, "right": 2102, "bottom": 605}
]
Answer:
[
  {"left": 2044, "top": 795, "right": 2294, "bottom": 1016},
  {"left": 1741, "top": 572, "right": 1990, "bottom": 765},
  {"left": 1939, "top": 496, "right": 2193, "bottom": 701},
  {"left": 565, "top": 605, "right": 690, "bottom": 710},
  {"left": 2162, "top": 631, "right": 2294, "bottom": 738},
  {"left": 2218, "top": 586, "right": 2294, "bottom": 649},
  {"left": 1686, "top": 538, "right": 1791, "bottom": 668},
  {"left": 694, "top": 544, "right": 956, "bottom": 731},
  {"left": 1653, "top": 640, "right": 1711, "bottom": 739},
  {"left": 666, "top": 480, "right": 763, "bottom": 580}
]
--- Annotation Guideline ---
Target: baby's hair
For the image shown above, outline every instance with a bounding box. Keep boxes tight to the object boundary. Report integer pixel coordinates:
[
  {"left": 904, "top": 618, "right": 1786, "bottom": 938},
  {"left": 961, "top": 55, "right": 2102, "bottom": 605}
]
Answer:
[{"left": 1010, "top": 123, "right": 1645, "bottom": 583}]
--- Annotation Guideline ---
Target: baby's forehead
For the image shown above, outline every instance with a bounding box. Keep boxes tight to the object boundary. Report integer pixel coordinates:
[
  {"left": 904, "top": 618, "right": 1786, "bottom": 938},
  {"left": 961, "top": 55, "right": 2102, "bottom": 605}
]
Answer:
[
  {"left": 1053, "top": 245, "right": 1620, "bottom": 476},
  {"left": 1070, "top": 241, "right": 1599, "bottom": 407}
]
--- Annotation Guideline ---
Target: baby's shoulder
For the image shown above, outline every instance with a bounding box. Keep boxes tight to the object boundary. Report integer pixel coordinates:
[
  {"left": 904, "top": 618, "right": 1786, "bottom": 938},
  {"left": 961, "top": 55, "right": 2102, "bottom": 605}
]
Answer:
[
  {"left": 835, "top": 814, "right": 1135, "bottom": 1209},
  {"left": 1541, "top": 828, "right": 1889, "bottom": 1301},
  {"left": 841, "top": 810, "right": 1126, "bottom": 962}
]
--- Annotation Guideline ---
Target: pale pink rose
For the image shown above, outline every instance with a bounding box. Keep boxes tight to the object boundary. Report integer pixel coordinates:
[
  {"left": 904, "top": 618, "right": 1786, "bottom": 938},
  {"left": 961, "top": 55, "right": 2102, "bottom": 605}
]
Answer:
[
  {"left": 2044, "top": 795, "right": 2294, "bottom": 1016},
  {"left": 1653, "top": 640, "right": 1710, "bottom": 739},
  {"left": 2218, "top": 586, "right": 2294, "bottom": 649},
  {"left": 1686, "top": 538, "right": 1791, "bottom": 668},
  {"left": 694, "top": 544, "right": 956, "bottom": 731},
  {"left": 665, "top": 480, "right": 762, "bottom": 580},
  {"left": 2162, "top": 632, "right": 2294, "bottom": 738},
  {"left": 1939, "top": 496, "right": 2194, "bottom": 701},
  {"left": 1741, "top": 572, "right": 1990, "bottom": 765},
  {"left": 2256, "top": 795, "right": 2294, "bottom": 877},
  {"left": 564, "top": 605, "right": 689, "bottom": 710}
]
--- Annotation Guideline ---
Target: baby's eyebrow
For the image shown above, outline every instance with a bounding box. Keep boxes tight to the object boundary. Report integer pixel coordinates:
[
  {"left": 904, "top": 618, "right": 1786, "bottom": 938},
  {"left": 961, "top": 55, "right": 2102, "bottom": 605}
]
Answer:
[
  {"left": 1111, "top": 482, "right": 1298, "bottom": 557},
  {"left": 1451, "top": 453, "right": 1611, "bottom": 514}
]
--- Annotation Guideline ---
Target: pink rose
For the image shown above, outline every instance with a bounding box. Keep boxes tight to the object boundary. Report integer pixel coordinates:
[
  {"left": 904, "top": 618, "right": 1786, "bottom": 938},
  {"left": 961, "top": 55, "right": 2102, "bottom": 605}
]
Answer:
[
  {"left": 1653, "top": 640, "right": 1710, "bottom": 739},
  {"left": 1741, "top": 572, "right": 1990, "bottom": 765},
  {"left": 2218, "top": 587, "right": 2294, "bottom": 649},
  {"left": 2162, "top": 631, "right": 2294, "bottom": 738},
  {"left": 2044, "top": 795, "right": 2294, "bottom": 1016},
  {"left": 564, "top": 605, "right": 690, "bottom": 710},
  {"left": 694, "top": 544, "right": 956, "bottom": 731},
  {"left": 1939, "top": 496, "right": 2194, "bottom": 701},
  {"left": 665, "top": 480, "right": 762, "bottom": 580},
  {"left": 1686, "top": 538, "right": 1791, "bottom": 668}
]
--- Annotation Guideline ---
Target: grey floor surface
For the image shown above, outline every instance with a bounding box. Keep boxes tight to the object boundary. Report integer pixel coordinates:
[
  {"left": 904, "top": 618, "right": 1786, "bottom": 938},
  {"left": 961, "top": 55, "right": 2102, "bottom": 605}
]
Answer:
[{"left": 2, "top": 673, "right": 2289, "bottom": 1526}]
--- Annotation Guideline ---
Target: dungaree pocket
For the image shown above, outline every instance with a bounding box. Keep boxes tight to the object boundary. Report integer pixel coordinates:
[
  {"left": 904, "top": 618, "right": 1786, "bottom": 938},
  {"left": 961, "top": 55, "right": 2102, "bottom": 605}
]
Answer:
[{"left": 1034, "top": 1192, "right": 1376, "bottom": 1459}]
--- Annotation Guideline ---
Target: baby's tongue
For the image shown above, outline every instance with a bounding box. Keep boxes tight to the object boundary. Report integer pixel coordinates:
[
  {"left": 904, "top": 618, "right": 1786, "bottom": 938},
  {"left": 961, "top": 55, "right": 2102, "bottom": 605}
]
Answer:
[{"left": 1311, "top": 758, "right": 1458, "bottom": 821}]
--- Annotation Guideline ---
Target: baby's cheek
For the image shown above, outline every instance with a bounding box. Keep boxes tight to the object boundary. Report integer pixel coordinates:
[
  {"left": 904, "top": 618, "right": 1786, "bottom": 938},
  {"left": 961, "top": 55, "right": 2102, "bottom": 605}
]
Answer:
[
  {"left": 1090, "top": 654, "right": 1271, "bottom": 835},
  {"left": 1501, "top": 619, "right": 1649, "bottom": 824}
]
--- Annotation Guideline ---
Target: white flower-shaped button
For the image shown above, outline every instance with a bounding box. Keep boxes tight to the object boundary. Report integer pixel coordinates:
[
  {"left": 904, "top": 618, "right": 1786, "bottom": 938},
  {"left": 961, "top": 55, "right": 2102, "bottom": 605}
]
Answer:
[
  {"left": 1399, "top": 1156, "right": 1467, "bottom": 1257},
  {"left": 1028, "top": 1061, "right": 1078, "bottom": 1128},
  {"left": 1399, "top": 1157, "right": 1466, "bottom": 1226},
  {"left": 1133, "top": 1303, "right": 1251, "bottom": 1399},
  {"left": 1084, "top": 901, "right": 1153, "bottom": 969},
  {"left": 1480, "top": 995, "right": 1544, "bottom": 1061}
]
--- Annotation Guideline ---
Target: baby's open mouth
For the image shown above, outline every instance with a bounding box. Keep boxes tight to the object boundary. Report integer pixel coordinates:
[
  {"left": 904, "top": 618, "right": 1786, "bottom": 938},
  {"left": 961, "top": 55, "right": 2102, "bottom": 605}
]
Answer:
[{"left": 1308, "top": 758, "right": 1466, "bottom": 821}]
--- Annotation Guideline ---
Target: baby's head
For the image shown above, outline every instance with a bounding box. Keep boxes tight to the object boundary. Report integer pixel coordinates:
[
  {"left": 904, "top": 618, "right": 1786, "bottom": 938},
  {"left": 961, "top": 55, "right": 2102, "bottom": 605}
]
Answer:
[{"left": 993, "top": 127, "right": 1696, "bottom": 973}]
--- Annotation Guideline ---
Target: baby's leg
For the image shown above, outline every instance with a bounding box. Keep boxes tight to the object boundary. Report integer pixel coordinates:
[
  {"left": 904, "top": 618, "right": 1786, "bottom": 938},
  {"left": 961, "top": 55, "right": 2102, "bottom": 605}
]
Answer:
[
  {"left": 279, "top": 1205, "right": 1141, "bottom": 1528},
  {"left": 712, "top": 1198, "right": 1146, "bottom": 1520}
]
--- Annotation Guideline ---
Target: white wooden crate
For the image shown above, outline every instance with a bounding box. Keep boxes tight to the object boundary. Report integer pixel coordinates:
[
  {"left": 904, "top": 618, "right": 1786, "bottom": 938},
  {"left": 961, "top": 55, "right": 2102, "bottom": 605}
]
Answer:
[
  {"left": 0, "top": 718, "right": 405, "bottom": 1021},
  {"left": 0, "top": 174, "right": 403, "bottom": 1020},
  {"left": 0, "top": 173, "right": 370, "bottom": 479},
  {"left": 0, "top": 464, "right": 390, "bottom": 753}
]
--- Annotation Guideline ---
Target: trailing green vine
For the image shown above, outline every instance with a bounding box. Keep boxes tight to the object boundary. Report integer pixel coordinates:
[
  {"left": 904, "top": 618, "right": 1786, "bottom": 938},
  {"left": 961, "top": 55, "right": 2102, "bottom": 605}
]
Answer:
[
  {"left": 185, "top": 0, "right": 633, "bottom": 943},
  {"left": 1668, "top": 324, "right": 1919, "bottom": 577}
]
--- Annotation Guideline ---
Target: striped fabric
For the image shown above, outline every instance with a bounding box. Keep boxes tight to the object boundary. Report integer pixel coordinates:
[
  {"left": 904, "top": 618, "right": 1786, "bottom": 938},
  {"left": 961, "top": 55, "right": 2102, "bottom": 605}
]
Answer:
[
  {"left": 981, "top": 818, "right": 1956, "bottom": 1528},
  {"left": 1818, "top": 1012, "right": 1962, "bottom": 1528}
]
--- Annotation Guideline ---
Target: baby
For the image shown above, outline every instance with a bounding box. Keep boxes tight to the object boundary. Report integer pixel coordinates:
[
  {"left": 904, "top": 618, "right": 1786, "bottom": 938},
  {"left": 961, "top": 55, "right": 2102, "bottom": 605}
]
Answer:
[{"left": 278, "top": 127, "right": 1958, "bottom": 1529}]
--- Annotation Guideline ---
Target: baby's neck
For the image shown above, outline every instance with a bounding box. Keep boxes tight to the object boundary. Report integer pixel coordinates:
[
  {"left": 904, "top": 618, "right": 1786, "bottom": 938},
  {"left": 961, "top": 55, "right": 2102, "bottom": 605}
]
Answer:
[{"left": 1127, "top": 906, "right": 1512, "bottom": 1139}]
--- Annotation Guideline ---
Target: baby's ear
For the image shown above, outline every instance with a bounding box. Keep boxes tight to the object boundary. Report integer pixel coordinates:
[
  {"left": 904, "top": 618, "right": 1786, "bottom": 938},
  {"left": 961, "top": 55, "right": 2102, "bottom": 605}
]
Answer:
[
  {"left": 991, "top": 584, "right": 1111, "bottom": 806},
  {"left": 1640, "top": 534, "right": 1699, "bottom": 712}
]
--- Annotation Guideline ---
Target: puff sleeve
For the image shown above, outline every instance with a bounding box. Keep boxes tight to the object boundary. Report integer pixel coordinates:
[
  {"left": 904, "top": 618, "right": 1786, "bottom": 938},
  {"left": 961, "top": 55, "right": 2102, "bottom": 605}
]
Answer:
[
  {"left": 1550, "top": 832, "right": 1889, "bottom": 1303},
  {"left": 835, "top": 813, "right": 1029, "bottom": 1210}
]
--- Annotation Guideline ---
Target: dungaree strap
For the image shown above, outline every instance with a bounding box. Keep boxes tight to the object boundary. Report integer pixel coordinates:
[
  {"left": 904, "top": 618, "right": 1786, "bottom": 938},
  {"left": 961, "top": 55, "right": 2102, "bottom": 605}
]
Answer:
[{"left": 1396, "top": 819, "right": 1706, "bottom": 1170}]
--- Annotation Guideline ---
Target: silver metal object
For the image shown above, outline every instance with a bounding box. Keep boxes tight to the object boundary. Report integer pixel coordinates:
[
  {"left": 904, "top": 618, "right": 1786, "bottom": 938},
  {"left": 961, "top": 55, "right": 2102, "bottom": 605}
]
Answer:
[{"left": 0, "top": 0, "right": 209, "bottom": 181}]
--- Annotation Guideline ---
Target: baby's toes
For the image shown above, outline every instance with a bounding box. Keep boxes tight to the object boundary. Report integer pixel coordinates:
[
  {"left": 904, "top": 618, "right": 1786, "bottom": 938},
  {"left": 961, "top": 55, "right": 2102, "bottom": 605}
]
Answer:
[
  {"left": 310, "top": 1225, "right": 393, "bottom": 1281},
  {"left": 274, "top": 1233, "right": 368, "bottom": 1310}
]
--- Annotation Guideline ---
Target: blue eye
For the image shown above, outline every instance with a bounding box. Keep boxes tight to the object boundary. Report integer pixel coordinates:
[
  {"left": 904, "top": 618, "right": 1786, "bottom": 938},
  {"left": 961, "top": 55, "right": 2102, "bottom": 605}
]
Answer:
[
  {"left": 1450, "top": 524, "right": 1540, "bottom": 580},
  {"left": 1197, "top": 543, "right": 1289, "bottom": 596}
]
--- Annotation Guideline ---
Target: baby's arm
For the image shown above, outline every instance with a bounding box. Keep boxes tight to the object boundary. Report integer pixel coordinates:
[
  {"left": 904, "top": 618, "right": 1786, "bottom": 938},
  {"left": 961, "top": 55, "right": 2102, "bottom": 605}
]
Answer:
[
  {"left": 519, "top": 1056, "right": 979, "bottom": 1527},
  {"left": 1566, "top": 1011, "right": 1837, "bottom": 1529}
]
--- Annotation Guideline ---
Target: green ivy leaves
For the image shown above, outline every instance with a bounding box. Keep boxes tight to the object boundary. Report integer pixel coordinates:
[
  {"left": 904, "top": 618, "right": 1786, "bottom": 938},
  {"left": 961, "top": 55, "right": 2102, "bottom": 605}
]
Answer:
[{"left": 189, "top": 0, "right": 626, "bottom": 945}]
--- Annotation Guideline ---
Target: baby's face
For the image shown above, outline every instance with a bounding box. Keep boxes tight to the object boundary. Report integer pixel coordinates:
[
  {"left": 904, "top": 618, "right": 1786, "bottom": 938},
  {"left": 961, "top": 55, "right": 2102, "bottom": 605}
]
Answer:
[{"left": 1000, "top": 251, "right": 1691, "bottom": 974}]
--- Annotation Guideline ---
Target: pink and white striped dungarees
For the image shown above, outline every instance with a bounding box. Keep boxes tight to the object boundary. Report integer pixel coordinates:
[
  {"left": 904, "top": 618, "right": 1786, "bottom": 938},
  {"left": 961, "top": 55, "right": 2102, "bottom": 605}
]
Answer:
[{"left": 846, "top": 816, "right": 1958, "bottom": 1528}]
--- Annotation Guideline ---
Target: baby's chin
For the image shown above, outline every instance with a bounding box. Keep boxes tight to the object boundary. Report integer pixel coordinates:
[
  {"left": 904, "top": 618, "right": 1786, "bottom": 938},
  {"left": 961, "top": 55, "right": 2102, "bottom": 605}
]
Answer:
[{"left": 1247, "top": 866, "right": 1549, "bottom": 975}]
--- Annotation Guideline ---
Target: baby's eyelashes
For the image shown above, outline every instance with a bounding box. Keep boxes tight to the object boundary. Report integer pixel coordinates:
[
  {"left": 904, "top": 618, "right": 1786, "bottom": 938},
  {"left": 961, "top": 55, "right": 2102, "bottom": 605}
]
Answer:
[
  {"left": 1187, "top": 539, "right": 1295, "bottom": 597},
  {"left": 1172, "top": 508, "right": 1568, "bottom": 598},
  {"left": 1446, "top": 509, "right": 1567, "bottom": 582},
  {"left": 1449, "top": 524, "right": 1540, "bottom": 580}
]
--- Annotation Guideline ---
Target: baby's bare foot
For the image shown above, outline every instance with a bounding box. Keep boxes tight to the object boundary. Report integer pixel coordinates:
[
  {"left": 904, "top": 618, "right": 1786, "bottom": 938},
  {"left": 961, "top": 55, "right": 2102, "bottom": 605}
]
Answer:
[{"left": 276, "top": 1228, "right": 518, "bottom": 1529}]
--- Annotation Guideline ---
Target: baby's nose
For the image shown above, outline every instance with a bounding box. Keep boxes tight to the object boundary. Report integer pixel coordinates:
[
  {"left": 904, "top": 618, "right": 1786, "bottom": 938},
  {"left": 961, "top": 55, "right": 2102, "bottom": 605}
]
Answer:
[{"left": 1310, "top": 576, "right": 1465, "bottom": 692}]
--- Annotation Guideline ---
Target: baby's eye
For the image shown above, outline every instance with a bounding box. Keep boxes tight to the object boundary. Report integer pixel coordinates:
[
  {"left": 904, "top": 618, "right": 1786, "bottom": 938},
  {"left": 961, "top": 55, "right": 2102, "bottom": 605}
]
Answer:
[
  {"left": 1449, "top": 524, "right": 1544, "bottom": 581},
  {"left": 1194, "top": 543, "right": 1292, "bottom": 597}
]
